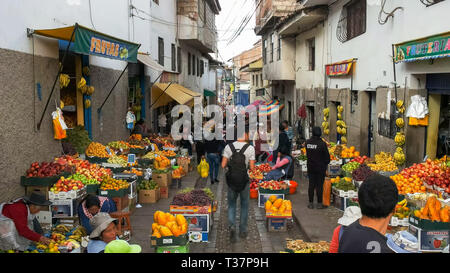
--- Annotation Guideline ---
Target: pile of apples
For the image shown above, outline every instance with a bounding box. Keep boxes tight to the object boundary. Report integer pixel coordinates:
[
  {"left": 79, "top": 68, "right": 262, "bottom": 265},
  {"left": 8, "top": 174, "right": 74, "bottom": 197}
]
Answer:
[
  {"left": 400, "top": 159, "right": 450, "bottom": 194},
  {"left": 54, "top": 155, "right": 112, "bottom": 182},
  {"left": 26, "top": 162, "right": 72, "bottom": 178},
  {"left": 350, "top": 156, "right": 370, "bottom": 165},
  {"left": 257, "top": 163, "right": 272, "bottom": 173},
  {"left": 249, "top": 168, "right": 263, "bottom": 180},
  {"left": 259, "top": 180, "right": 289, "bottom": 190},
  {"left": 250, "top": 180, "right": 259, "bottom": 190},
  {"left": 50, "top": 177, "right": 85, "bottom": 193}
]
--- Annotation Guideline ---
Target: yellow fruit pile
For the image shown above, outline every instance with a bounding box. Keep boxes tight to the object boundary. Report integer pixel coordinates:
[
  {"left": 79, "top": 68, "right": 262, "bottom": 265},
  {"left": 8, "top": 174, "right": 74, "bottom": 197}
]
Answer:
[
  {"left": 340, "top": 145, "right": 359, "bottom": 158},
  {"left": 160, "top": 150, "right": 176, "bottom": 157},
  {"left": 86, "top": 142, "right": 110, "bottom": 158},
  {"left": 265, "top": 196, "right": 292, "bottom": 214},
  {"left": 330, "top": 176, "right": 352, "bottom": 183},
  {"left": 367, "top": 152, "right": 398, "bottom": 172},
  {"left": 413, "top": 196, "right": 449, "bottom": 222},
  {"left": 172, "top": 167, "right": 186, "bottom": 179},
  {"left": 322, "top": 108, "right": 330, "bottom": 135},
  {"left": 152, "top": 211, "right": 188, "bottom": 238},
  {"left": 154, "top": 155, "right": 171, "bottom": 169}
]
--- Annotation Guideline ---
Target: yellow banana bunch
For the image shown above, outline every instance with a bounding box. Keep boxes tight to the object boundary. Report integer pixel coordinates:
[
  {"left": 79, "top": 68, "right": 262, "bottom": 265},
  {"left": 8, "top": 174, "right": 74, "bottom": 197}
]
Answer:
[
  {"left": 395, "top": 132, "right": 405, "bottom": 146},
  {"left": 323, "top": 108, "right": 330, "bottom": 118},
  {"left": 84, "top": 99, "right": 91, "bottom": 109},
  {"left": 322, "top": 122, "right": 329, "bottom": 130},
  {"left": 86, "top": 86, "right": 95, "bottom": 95},
  {"left": 394, "top": 149, "right": 406, "bottom": 165},
  {"left": 396, "top": 118, "right": 404, "bottom": 128},
  {"left": 338, "top": 113, "right": 343, "bottom": 120},
  {"left": 59, "top": 74, "right": 70, "bottom": 89},
  {"left": 54, "top": 224, "right": 70, "bottom": 233},
  {"left": 396, "top": 100, "right": 404, "bottom": 109},
  {"left": 398, "top": 106, "right": 406, "bottom": 114},
  {"left": 324, "top": 129, "right": 330, "bottom": 135},
  {"left": 341, "top": 136, "right": 347, "bottom": 144},
  {"left": 77, "top": 77, "right": 87, "bottom": 89},
  {"left": 337, "top": 105, "right": 344, "bottom": 113},
  {"left": 82, "top": 66, "right": 90, "bottom": 77}
]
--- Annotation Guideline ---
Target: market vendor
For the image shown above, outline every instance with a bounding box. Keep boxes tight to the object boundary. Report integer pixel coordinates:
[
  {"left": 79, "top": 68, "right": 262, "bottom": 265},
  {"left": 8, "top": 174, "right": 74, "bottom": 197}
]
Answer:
[
  {"left": 78, "top": 195, "right": 117, "bottom": 235},
  {"left": 132, "top": 119, "right": 150, "bottom": 138},
  {"left": 87, "top": 212, "right": 118, "bottom": 253},
  {"left": 263, "top": 145, "right": 293, "bottom": 181},
  {"left": 0, "top": 192, "right": 52, "bottom": 251}
]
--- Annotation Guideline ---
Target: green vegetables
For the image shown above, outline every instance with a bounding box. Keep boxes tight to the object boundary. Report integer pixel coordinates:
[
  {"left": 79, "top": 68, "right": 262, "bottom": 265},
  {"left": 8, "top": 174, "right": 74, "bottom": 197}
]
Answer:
[
  {"left": 63, "top": 126, "right": 92, "bottom": 154},
  {"left": 138, "top": 180, "right": 159, "bottom": 190},
  {"left": 68, "top": 173, "right": 99, "bottom": 185},
  {"left": 334, "top": 180, "right": 356, "bottom": 191},
  {"left": 342, "top": 162, "right": 360, "bottom": 173}
]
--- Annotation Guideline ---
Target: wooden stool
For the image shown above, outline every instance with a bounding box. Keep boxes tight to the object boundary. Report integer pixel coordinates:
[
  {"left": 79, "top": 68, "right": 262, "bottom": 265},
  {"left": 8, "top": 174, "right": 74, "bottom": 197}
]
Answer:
[{"left": 109, "top": 212, "right": 132, "bottom": 236}]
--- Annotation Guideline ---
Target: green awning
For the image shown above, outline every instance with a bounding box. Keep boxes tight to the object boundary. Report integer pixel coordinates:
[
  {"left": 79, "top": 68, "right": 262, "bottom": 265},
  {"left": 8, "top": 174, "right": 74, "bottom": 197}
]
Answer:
[
  {"left": 32, "top": 23, "right": 140, "bottom": 63},
  {"left": 394, "top": 32, "right": 450, "bottom": 63},
  {"left": 204, "top": 89, "right": 216, "bottom": 97}
]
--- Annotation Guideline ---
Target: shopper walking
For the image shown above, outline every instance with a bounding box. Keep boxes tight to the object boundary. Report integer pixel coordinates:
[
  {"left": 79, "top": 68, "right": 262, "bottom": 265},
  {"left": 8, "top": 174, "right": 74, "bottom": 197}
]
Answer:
[
  {"left": 338, "top": 174, "right": 398, "bottom": 253},
  {"left": 222, "top": 126, "right": 255, "bottom": 243},
  {"left": 305, "top": 127, "right": 330, "bottom": 209},
  {"left": 205, "top": 136, "right": 222, "bottom": 184}
]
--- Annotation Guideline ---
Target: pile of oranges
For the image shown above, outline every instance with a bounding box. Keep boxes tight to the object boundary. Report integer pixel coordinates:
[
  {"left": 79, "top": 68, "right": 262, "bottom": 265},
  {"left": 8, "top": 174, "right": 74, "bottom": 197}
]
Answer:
[
  {"left": 391, "top": 173, "right": 426, "bottom": 195},
  {"left": 341, "top": 146, "right": 360, "bottom": 159},
  {"left": 100, "top": 176, "right": 129, "bottom": 191}
]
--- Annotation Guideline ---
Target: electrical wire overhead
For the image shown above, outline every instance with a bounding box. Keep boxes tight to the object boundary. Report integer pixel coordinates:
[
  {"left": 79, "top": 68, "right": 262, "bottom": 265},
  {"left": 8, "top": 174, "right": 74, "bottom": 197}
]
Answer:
[
  {"left": 226, "top": 0, "right": 263, "bottom": 46},
  {"left": 378, "top": 0, "right": 403, "bottom": 25}
]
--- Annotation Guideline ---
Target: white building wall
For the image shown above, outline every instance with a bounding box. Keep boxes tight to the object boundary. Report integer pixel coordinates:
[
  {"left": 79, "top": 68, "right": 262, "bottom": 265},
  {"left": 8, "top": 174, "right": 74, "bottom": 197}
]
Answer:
[{"left": 326, "top": 0, "right": 450, "bottom": 91}]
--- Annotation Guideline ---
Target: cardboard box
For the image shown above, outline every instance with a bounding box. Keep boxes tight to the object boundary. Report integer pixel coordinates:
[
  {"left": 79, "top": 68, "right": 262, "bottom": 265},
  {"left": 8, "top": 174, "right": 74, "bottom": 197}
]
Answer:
[
  {"left": 267, "top": 217, "right": 287, "bottom": 232},
  {"left": 184, "top": 214, "right": 210, "bottom": 232},
  {"left": 408, "top": 224, "right": 449, "bottom": 252},
  {"left": 156, "top": 243, "right": 189, "bottom": 253},
  {"left": 138, "top": 189, "right": 160, "bottom": 204},
  {"left": 160, "top": 186, "right": 169, "bottom": 199},
  {"left": 258, "top": 193, "right": 285, "bottom": 208},
  {"left": 50, "top": 199, "right": 78, "bottom": 218},
  {"left": 188, "top": 232, "right": 209, "bottom": 242},
  {"left": 153, "top": 172, "right": 172, "bottom": 187}
]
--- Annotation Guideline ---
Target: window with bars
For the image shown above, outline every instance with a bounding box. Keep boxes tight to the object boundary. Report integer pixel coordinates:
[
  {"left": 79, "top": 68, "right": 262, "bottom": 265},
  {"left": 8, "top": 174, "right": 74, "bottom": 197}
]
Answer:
[
  {"left": 277, "top": 36, "right": 281, "bottom": 60},
  {"left": 337, "top": 0, "right": 366, "bottom": 42},
  {"left": 200, "top": 60, "right": 204, "bottom": 76},
  {"left": 308, "top": 38, "right": 315, "bottom": 71},
  {"left": 192, "top": 54, "right": 196, "bottom": 76},
  {"left": 158, "top": 37, "right": 164, "bottom": 66},
  {"left": 420, "top": 0, "right": 445, "bottom": 7},
  {"left": 263, "top": 39, "right": 267, "bottom": 64},
  {"left": 188, "top": 52, "right": 191, "bottom": 75},
  {"left": 256, "top": 88, "right": 265, "bottom": 97},
  {"left": 270, "top": 33, "right": 274, "bottom": 63},
  {"left": 197, "top": 57, "right": 200, "bottom": 77},
  {"left": 255, "top": 74, "right": 259, "bottom": 87},
  {"left": 177, "top": 47, "right": 181, "bottom": 73},
  {"left": 171, "top": 44, "right": 176, "bottom": 71}
]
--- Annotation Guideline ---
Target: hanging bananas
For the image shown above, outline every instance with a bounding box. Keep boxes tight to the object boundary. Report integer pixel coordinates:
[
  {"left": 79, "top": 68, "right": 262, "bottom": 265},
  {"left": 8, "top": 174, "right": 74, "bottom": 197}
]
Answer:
[
  {"left": 395, "top": 132, "right": 405, "bottom": 146},
  {"left": 341, "top": 136, "right": 347, "bottom": 144},
  {"left": 337, "top": 105, "right": 344, "bottom": 113},
  {"left": 323, "top": 107, "right": 330, "bottom": 135},
  {"left": 396, "top": 118, "right": 405, "bottom": 128},
  {"left": 59, "top": 74, "right": 70, "bottom": 89},
  {"left": 323, "top": 108, "right": 330, "bottom": 118},
  {"left": 77, "top": 77, "right": 87, "bottom": 90},
  {"left": 394, "top": 149, "right": 406, "bottom": 165},
  {"left": 86, "top": 86, "right": 95, "bottom": 96},
  {"left": 82, "top": 66, "right": 90, "bottom": 77},
  {"left": 396, "top": 100, "right": 404, "bottom": 109},
  {"left": 84, "top": 99, "right": 91, "bottom": 109}
]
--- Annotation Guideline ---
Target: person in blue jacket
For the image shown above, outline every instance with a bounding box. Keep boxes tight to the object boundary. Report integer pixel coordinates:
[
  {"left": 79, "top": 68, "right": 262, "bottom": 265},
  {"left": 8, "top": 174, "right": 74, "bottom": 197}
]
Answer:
[{"left": 78, "top": 194, "right": 117, "bottom": 235}]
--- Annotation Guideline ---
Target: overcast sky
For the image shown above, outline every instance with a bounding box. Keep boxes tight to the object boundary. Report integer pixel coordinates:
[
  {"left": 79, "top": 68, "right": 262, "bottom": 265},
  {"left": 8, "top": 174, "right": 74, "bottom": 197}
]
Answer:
[{"left": 216, "top": 0, "right": 260, "bottom": 64}]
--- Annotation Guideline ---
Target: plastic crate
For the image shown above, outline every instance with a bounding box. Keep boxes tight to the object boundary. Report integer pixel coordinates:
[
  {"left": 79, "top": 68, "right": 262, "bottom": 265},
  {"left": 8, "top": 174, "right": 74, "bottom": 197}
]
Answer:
[
  {"left": 267, "top": 217, "right": 288, "bottom": 232},
  {"left": 98, "top": 188, "right": 127, "bottom": 198},
  {"left": 151, "top": 233, "right": 189, "bottom": 247},
  {"left": 49, "top": 187, "right": 87, "bottom": 200}
]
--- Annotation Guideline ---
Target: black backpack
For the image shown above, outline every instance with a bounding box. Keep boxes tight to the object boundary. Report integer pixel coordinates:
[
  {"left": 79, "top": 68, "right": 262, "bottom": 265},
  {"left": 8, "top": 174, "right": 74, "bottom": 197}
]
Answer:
[{"left": 226, "top": 143, "right": 250, "bottom": 192}]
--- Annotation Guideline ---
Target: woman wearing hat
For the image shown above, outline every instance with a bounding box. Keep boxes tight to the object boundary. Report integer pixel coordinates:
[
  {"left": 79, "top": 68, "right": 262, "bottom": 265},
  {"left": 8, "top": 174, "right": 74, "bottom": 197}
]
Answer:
[
  {"left": 87, "top": 212, "right": 118, "bottom": 253},
  {"left": 0, "top": 192, "right": 52, "bottom": 251}
]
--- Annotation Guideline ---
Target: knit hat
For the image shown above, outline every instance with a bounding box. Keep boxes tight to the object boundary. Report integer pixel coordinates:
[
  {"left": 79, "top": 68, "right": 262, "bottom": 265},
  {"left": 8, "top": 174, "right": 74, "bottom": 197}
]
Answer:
[{"left": 312, "top": 127, "right": 322, "bottom": 137}]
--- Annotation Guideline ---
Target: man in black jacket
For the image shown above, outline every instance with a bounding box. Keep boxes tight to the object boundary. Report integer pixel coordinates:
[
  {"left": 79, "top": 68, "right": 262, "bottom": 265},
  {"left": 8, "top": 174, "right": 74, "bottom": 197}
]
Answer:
[{"left": 306, "top": 127, "right": 330, "bottom": 209}]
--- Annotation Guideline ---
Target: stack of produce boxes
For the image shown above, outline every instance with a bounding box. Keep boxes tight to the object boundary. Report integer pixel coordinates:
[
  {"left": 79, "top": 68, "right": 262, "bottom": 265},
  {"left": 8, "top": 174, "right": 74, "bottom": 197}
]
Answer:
[
  {"left": 151, "top": 211, "right": 189, "bottom": 253},
  {"left": 264, "top": 196, "right": 292, "bottom": 232}
]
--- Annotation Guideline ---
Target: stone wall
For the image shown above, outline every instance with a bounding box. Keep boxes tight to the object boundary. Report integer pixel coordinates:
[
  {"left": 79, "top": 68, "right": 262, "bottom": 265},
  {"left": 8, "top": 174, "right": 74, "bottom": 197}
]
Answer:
[{"left": 0, "top": 48, "right": 61, "bottom": 202}]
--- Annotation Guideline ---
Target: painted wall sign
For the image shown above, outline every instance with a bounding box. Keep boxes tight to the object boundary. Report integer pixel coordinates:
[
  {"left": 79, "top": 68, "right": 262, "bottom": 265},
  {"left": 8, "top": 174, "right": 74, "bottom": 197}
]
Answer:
[
  {"left": 394, "top": 32, "right": 450, "bottom": 63},
  {"left": 326, "top": 59, "right": 355, "bottom": 76}
]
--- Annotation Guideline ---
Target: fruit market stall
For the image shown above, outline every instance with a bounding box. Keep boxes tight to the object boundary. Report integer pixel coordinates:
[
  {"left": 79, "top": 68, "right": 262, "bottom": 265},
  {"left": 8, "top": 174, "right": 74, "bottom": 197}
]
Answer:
[
  {"left": 264, "top": 196, "right": 293, "bottom": 232},
  {"left": 282, "top": 240, "right": 330, "bottom": 253}
]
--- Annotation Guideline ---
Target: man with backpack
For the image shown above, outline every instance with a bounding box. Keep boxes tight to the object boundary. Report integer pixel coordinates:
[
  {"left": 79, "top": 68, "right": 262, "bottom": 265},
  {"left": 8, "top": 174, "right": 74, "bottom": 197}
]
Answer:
[{"left": 221, "top": 126, "right": 255, "bottom": 243}]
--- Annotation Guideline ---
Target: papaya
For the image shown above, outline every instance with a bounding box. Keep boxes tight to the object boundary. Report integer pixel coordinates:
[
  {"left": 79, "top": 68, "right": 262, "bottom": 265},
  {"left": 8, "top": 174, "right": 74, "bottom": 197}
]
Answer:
[
  {"left": 159, "top": 226, "right": 173, "bottom": 237},
  {"left": 152, "top": 230, "right": 162, "bottom": 238},
  {"left": 166, "top": 213, "right": 175, "bottom": 223},
  {"left": 157, "top": 212, "right": 168, "bottom": 226},
  {"left": 265, "top": 200, "right": 272, "bottom": 210},
  {"left": 273, "top": 199, "right": 283, "bottom": 209},
  {"left": 176, "top": 214, "right": 187, "bottom": 226},
  {"left": 166, "top": 221, "right": 177, "bottom": 230},
  {"left": 269, "top": 195, "right": 277, "bottom": 203},
  {"left": 181, "top": 223, "right": 188, "bottom": 234},
  {"left": 440, "top": 206, "right": 449, "bottom": 223},
  {"left": 171, "top": 225, "right": 182, "bottom": 237},
  {"left": 154, "top": 210, "right": 163, "bottom": 222},
  {"left": 152, "top": 223, "right": 160, "bottom": 232},
  {"left": 278, "top": 205, "right": 286, "bottom": 213}
]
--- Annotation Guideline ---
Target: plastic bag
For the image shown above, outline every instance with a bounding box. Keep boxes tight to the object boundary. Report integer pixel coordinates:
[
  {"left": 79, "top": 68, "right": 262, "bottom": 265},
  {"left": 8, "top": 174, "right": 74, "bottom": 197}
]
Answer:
[
  {"left": 323, "top": 178, "right": 332, "bottom": 207},
  {"left": 52, "top": 108, "right": 67, "bottom": 140},
  {"left": 406, "top": 95, "right": 429, "bottom": 119},
  {"left": 0, "top": 217, "right": 21, "bottom": 251},
  {"left": 144, "top": 168, "right": 152, "bottom": 180},
  {"left": 197, "top": 158, "right": 209, "bottom": 178}
]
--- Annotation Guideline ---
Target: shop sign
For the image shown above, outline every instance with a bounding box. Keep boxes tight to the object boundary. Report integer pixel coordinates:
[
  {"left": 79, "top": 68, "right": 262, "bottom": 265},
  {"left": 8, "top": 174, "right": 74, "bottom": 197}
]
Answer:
[
  {"left": 325, "top": 59, "right": 355, "bottom": 76},
  {"left": 394, "top": 32, "right": 450, "bottom": 63},
  {"left": 74, "top": 26, "right": 140, "bottom": 63}
]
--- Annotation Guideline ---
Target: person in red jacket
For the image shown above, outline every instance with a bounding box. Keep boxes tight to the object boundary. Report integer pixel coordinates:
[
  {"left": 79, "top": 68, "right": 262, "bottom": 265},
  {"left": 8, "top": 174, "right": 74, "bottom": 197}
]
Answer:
[
  {"left": 0, "top": 192, "right": 52, "bottom": 251},
  {"left": 329, "top": 206, "right": 362, "bottom": 253}
]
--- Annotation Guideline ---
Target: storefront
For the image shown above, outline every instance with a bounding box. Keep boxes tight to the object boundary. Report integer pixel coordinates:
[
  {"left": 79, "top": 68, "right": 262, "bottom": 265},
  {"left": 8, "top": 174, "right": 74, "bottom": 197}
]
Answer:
[
  {"left": 394, "top": 32, "right": 450, "bottom": 160},
  {"left": 29, "top": 23, "right": 141, "bottom": 138}
]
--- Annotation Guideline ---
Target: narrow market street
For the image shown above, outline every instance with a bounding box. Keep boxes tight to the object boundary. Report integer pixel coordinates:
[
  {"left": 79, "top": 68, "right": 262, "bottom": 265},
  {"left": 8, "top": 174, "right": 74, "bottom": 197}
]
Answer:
[{"left": 129, "top": 163, "right": 339, "bottom": 253}]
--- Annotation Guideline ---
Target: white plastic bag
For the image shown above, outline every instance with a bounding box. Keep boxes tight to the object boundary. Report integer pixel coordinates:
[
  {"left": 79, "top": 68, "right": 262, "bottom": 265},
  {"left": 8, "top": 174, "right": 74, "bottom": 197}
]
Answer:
[
  {"left": 0, "top": 217, "right": 20, "bottom": 251},
  {"left": 406, "top": 95, "right": 429, "bottom": 119}
]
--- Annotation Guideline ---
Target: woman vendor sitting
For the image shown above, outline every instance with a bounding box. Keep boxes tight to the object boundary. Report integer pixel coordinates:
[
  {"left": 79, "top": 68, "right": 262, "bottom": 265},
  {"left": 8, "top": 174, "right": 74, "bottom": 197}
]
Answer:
[
  {"left": 87, "top": 213, "right": 118, "bottom": 253},
  {"left": 263, "top": 146, "right": 293, "bottom": 181},
  {"left": 78, "top": 195, "right": 117, "bottom": 235}
]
